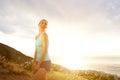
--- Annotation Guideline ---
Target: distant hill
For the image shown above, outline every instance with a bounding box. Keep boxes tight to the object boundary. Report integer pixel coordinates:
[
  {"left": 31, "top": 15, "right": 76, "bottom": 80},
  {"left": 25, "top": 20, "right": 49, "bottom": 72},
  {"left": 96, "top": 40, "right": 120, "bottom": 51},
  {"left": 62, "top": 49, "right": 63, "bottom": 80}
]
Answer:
[{"left": 0, "top": 43, "right": 32, "bottom": 64}]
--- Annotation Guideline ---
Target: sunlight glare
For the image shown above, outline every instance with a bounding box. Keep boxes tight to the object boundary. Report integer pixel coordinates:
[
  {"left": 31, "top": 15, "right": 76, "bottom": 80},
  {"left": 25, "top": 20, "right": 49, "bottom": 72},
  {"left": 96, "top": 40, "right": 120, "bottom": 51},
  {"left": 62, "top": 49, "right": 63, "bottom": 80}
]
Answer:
[{"left": 62, "top": 54, "right": 86, "bottom": 70}]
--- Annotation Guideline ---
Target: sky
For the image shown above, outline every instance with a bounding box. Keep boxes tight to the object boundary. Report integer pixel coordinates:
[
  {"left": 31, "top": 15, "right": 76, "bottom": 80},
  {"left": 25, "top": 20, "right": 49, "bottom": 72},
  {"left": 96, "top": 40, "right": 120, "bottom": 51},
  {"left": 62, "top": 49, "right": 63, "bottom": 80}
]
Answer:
[{"left": 0, "top": 0, "right": 120, "bottom": 69}]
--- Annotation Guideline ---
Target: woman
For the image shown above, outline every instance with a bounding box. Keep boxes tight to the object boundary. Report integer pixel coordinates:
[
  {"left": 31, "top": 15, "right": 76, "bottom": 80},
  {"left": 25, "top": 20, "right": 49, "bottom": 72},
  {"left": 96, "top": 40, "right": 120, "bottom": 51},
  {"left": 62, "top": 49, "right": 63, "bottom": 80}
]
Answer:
[{"left": 32, "top": 19, "right": 51, "bottom": 80}]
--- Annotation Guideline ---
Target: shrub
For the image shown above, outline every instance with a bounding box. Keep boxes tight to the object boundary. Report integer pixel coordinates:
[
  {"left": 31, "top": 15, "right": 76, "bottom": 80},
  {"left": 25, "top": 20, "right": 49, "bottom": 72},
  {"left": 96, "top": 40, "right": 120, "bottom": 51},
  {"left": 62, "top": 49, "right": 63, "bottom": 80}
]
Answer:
[
  {"left": 0, "top": 55, "right": 7, "bottom": 64},
  {"left": 20, "top": 60, "right": 33, "bottom": 71}
]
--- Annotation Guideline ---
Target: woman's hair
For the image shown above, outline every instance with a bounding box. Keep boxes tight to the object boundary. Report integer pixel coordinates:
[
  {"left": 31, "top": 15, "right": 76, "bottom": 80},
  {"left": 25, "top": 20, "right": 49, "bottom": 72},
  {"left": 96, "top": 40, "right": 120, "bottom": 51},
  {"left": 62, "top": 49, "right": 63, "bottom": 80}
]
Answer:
[{"left": 38, "top": 19, "right": 48, "bottom": 26}]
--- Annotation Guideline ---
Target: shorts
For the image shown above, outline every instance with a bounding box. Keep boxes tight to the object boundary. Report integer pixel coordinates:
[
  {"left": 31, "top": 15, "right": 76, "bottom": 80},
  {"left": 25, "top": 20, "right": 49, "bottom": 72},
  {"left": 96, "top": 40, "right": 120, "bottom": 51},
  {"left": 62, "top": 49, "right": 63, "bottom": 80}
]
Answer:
[{"left": 36, "top": 60, "right": 51, "bottom": 72}]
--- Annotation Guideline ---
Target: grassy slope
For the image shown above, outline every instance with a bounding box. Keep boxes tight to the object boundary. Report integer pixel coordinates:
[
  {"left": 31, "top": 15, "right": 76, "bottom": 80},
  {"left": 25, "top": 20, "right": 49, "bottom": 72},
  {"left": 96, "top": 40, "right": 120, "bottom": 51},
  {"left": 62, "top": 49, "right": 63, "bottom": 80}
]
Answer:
[
  {"left": 0, "top": 43, "right": 118, "bottom": 80},
  {"left": 0, "top": 43, "right": 32, "bottom": 64}
]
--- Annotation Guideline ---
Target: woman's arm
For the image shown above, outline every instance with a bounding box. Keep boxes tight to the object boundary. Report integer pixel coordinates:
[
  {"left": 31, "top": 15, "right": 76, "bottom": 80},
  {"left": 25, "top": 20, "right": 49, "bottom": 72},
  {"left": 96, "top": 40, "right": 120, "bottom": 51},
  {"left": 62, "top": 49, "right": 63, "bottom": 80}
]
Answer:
[
  {"left": 33, "top": 48, "right": 37, "bottom": 63},
  {"left": 38, "top": 33, "right": 48, "bottom": 65}
]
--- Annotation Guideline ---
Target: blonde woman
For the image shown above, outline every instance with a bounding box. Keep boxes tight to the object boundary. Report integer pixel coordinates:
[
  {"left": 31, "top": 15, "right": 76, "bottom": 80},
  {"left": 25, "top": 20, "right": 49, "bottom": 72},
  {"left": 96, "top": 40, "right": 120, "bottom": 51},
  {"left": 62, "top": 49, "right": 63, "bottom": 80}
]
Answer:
[{"left": 32, "top": 19, "right": 51, "bottom": 80}]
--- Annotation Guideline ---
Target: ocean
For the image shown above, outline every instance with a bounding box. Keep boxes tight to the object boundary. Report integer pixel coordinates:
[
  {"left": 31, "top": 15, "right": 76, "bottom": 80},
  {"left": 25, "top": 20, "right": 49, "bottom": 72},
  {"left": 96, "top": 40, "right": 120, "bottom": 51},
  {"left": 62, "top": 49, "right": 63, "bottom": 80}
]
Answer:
[{"left": 79, "top": 56, "right": 120, "bottom": 76}]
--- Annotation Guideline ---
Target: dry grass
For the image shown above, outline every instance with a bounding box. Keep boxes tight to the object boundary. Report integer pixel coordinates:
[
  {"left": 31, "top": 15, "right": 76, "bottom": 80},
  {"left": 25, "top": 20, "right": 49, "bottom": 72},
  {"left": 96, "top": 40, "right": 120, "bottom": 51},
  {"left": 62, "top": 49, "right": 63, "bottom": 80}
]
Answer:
[
  {"left": 0, "top": 55, "right": 32, "bottom": 76},
  {"left": 0, "top": 55, "right": 117, "bottom": 80}
]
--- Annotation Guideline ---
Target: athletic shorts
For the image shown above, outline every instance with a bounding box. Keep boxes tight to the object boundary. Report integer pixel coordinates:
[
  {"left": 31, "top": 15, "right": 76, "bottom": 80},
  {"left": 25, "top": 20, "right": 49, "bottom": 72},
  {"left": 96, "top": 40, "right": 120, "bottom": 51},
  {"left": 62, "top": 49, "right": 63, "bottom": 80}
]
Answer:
[{"left": 36, "top": 60, "right": 51, "bottom": 72}]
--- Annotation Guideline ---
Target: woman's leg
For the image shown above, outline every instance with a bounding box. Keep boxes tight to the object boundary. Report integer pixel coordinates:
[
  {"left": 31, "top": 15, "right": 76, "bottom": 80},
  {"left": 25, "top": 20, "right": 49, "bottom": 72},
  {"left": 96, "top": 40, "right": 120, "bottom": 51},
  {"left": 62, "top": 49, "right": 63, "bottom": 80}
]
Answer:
[
  {"left": 32, "top": 68, "right": 47, "bottom": 80},
  {"left": 39, "top": 68, "right": 47, "bottom": 80}
]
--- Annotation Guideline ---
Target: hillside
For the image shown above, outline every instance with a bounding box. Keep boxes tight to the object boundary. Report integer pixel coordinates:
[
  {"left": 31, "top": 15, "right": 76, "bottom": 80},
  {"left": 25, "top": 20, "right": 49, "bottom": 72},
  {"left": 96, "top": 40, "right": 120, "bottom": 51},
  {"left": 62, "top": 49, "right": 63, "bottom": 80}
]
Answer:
[
  {"left": 0, "top": 43, "right": 32, "bottom": 80},
  {"left": 0, "top": 43, "right": 119, "bottom": 80},
  {"left": 0, "top": 43, "right": 32, "bottom": 64}
]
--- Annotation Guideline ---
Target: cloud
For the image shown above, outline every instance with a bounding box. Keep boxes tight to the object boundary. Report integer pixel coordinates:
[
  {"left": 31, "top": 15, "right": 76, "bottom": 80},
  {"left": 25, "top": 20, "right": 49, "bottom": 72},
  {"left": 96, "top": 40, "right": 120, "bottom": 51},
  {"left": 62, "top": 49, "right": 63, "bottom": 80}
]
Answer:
[
  {"left": 0, "top": 25, "right": 16, "bottom": 34},
  {"left": 0, "top": 0, "right": 37, "bottom": 36},
  {"left": 1, "top": 0, "right": 120, "bottom": 58},
  {"left": 0, "top": 0, "right": 120, "bottom": 36},
  {"left": 45, "top": 0, "right": 120, "bottom": 34}
]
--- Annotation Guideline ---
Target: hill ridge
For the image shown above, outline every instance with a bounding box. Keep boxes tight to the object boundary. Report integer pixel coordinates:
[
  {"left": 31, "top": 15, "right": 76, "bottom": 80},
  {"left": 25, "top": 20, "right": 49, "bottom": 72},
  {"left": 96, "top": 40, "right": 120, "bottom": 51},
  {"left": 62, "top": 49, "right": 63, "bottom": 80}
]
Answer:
[{"left": 0, "top": 43, "right": 32, "bottom": 64}]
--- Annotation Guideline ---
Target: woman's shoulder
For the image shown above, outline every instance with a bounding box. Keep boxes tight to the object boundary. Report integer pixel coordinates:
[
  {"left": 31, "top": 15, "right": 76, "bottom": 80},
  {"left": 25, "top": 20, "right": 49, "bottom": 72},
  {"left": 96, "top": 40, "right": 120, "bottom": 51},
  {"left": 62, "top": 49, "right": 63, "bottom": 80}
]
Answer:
[
  {"left": 41, "top": 32, "right": 48, "bottom": 37},
  {"left": 35, "top": 34, "right": 39, "bottom": 40},
  {"left": 35, "top": 32, "right": 48, "bottom": 39}
]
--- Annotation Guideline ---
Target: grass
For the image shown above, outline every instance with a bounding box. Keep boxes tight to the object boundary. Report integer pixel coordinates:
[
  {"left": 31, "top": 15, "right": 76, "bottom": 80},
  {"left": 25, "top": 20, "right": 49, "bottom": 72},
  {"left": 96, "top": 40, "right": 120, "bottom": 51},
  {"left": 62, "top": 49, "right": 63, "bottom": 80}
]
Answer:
[
  {"left": 47, "top": 70, "right": 115, "bottom": 80},
  {"left": 47, "top": 71, "right": 87, "bottom": 80},
  {"left": 0, "top": 55, "right": 31, "bottom": 75},
  {"left": 0, "top": 55, "right": 116, "bottom": 80}
]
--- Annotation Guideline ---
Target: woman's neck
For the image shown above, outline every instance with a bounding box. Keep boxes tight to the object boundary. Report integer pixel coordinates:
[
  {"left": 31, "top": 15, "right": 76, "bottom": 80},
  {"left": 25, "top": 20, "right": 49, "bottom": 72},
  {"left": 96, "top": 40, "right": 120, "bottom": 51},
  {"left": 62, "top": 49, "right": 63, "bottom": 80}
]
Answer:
[{"left": 39, "top": 29, "right": 45, "bottom": 34}]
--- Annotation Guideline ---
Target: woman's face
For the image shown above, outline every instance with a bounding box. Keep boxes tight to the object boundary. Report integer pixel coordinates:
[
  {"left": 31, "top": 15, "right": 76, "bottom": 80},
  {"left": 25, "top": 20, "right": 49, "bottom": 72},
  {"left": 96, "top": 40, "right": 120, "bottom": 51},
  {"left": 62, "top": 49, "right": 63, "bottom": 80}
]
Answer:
[{"left": 39, "top": 20, "right": 48, "bottom": 29}]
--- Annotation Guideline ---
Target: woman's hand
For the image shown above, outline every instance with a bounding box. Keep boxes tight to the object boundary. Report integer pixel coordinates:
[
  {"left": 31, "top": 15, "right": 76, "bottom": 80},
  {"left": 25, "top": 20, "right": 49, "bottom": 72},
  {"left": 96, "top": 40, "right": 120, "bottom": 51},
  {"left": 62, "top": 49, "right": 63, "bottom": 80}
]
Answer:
[
  {"left": 34, "top": 63, "right": 40, "bottom": 72},
  {"left": 32, "top": 63, "right": 36, "bottom": 72}
]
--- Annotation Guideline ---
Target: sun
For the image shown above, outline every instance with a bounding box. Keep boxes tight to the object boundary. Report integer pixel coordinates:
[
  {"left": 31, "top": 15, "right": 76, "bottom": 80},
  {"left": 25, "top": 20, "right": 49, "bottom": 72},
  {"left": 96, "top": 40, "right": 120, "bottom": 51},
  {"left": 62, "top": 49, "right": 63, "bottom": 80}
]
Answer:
[{"left": 61, "top": 54, "right": 86, "bottom": 70}]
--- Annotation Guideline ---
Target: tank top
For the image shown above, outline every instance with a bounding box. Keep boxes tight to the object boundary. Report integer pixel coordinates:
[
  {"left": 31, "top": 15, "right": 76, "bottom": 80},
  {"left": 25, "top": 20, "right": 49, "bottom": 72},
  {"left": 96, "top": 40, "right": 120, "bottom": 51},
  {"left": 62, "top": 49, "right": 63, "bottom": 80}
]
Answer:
[{"left": 35, "top": 32, "right": 50, "bottom": 61}]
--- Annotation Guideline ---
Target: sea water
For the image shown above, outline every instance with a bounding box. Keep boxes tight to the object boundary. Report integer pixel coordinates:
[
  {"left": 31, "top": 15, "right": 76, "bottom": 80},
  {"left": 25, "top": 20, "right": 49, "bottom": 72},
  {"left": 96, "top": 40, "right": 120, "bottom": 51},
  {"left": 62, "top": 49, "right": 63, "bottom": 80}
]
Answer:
[{"left": 80, "top": 56, "right": 120, "bottom": 76}]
